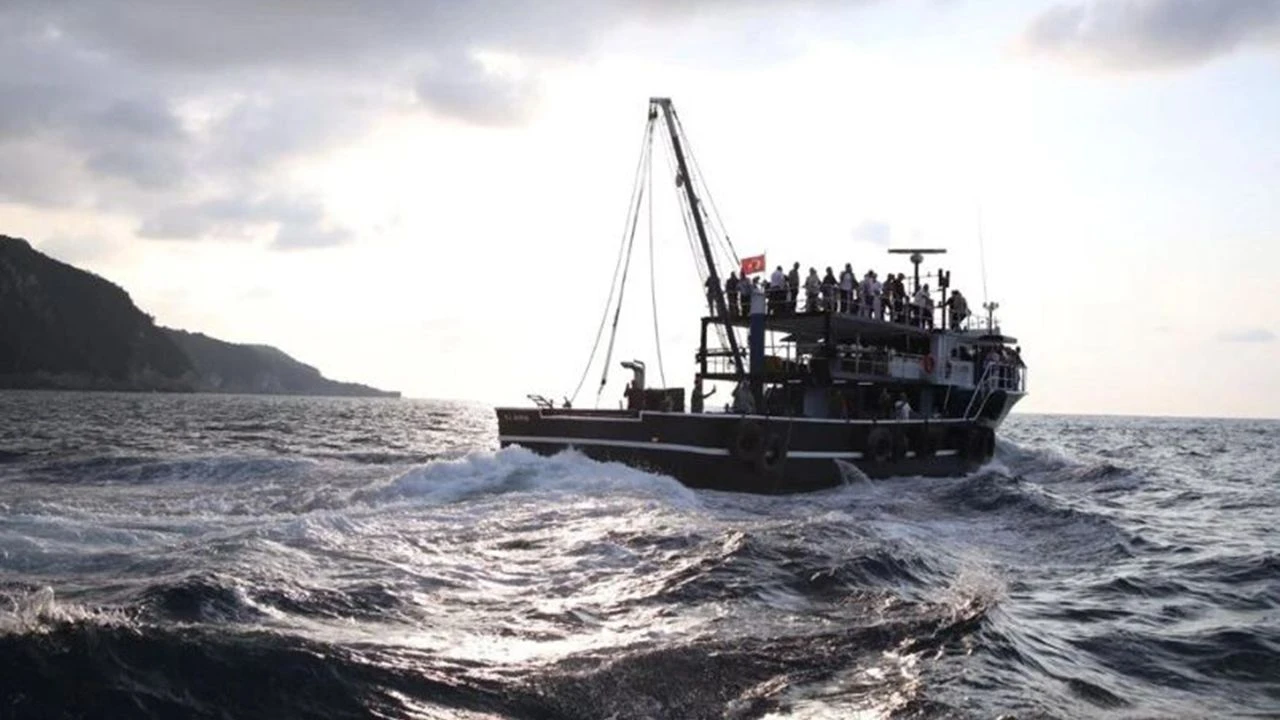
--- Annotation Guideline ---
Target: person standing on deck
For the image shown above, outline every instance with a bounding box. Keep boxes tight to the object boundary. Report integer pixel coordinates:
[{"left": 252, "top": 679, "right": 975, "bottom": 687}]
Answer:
[
  {"left": 738, "top": 274, "right": 753, "bottom": 319},
  {"left": 839, "top": 264, "right": 855, "bottom": 314},
  {"left": 821, "top": 267, "right": 837, "bottom": 311},
  {"left": 894, "top": 273, "right": 909, "bottom": 323},
  {"left": 945, "top": 289, "right": 969, "bottom": 330},
  {"left": 861, "top": 271, "right": 882, "bottom": 319},
  {"left": 911, "top": 284, "right": 928, "bottom": 327},
  {"left": 894, "top": 393, "right": 913, "bottom": 419},
  {"left": 770, "top": 265, "right": 787, "bottom": 315},
  {"left": 804, "top": 267, "right": 821, "bottom": 312},
  {"left": 749, "top": 277, "right": 767, "bottom": 386},
  {"left": 705, "top": 274, "right": 719, "bottom": 316},
  {"left": 883, "top": 274, "right": 898, "bottom": 322},
  {"left": 787, "top": 262, "right": 801, "bottom": 314},
  {"left": 724, "top": 272, "right": 740, "bottom": 318}
]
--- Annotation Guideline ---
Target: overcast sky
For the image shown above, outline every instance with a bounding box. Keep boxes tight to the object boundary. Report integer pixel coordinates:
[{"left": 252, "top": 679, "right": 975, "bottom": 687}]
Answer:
[{"left": 3, "top": 0, "right": 1278, "bottom": 418}]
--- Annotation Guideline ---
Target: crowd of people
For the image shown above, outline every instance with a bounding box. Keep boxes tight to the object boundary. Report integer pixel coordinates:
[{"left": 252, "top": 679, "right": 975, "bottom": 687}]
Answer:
[{"left": 706, "top": 262, "right": 971, "bottom": 330}]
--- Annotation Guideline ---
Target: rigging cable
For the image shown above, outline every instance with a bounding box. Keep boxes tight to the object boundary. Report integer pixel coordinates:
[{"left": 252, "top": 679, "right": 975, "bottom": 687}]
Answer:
[
  {"left": 675, "top": 112, "right": 740, "bottom": 265},
  {"left": 647, "top": 127, "right": 667, "bottom": 389},
  {"left": 566, "top": 117, "right": 654, "bottom": 406},
  {"left": 660, "top": 129, "right": 708, "bottom": 282},
  {"left": 660, "top": 128, "right": 731, "bottom": 352},
  {"left": 597, "top": 118, "right": 656, "bottom": 403}
]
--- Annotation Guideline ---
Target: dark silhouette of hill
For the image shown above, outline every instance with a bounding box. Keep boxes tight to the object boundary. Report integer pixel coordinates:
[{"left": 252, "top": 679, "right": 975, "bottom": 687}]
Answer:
[{"left": 0, "top": 234, "right": 397, "bottom": 397}]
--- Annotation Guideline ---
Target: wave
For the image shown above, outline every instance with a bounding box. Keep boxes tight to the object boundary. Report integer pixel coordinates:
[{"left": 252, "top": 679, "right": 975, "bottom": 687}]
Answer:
[
  {"left": 0, "top": 616, "right": 519, "bottom": 720},
  {"left": 358, "top": 446, "right": 701, "bottom": 509},
  {"left": 24, "top": 454, "right": 317, "bottom": 486},
  {"left": 530, "top": 593, "right": 993, "bottom": 720}
]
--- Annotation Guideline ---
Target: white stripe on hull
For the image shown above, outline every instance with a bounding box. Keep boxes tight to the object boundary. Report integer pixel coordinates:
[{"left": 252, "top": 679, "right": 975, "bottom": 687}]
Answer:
[
  {"left": 499, "top": 435, "right": 885, "bottom": 460},
  {"left": 500, "top": 435, "right": 730, "bottom": 456},
  {"left": 500, "top": 436, "right": 964, "bottom": 461}
]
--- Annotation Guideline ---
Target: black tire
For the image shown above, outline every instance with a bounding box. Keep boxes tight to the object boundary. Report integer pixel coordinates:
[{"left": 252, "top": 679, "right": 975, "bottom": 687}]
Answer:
[
  {"left": 867, "top": 427, "right": 893, "bottom": 464},
  {"left": 964, "top": 427, "right": 988, "bottom": 462},
  {"left": 892, "top": 428, "right": 910, "bottom": 460},
  {"left": 916, "top": 425, "right": 942, "bottom": 459},
  {"left": 754, "top": 432, "right": 788, "bottom": 475},
  {"left": 732, "top": 420, "right": 765, "bottom": 463},
  {"left": 982, "top": 428, "right": 997, "bottom": 460}
]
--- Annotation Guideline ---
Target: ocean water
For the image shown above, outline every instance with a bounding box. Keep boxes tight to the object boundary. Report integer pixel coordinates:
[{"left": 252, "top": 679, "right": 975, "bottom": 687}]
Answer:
[{"left": 0, "top": 391, "right": 1276, "bottom": 720}]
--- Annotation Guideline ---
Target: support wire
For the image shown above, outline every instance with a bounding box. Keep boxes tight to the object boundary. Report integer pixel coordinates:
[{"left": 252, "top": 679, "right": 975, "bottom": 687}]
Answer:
[
  {"left": 596, "top": 119, "right": 655, "bottom": 403},
  {"left": 646, "top": 132, "right": 667, "bottom": 389},
  {"left": 566, "top": 118, "right": 654, "bottom": 406}
]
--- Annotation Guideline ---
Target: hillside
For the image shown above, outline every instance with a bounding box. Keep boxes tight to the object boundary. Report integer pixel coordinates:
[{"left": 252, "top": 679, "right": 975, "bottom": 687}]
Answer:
[
  {"left": 0, "top": 235, "right": 397, "bottom": 397},
  {"left": 164, "top": 329, "right": 398, "bottom": 397}
]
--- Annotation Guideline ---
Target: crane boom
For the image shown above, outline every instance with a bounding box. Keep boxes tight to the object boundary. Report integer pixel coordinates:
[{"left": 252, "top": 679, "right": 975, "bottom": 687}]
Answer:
[{"left": 650, "top": 97, "right": 744, "bottom": 378}]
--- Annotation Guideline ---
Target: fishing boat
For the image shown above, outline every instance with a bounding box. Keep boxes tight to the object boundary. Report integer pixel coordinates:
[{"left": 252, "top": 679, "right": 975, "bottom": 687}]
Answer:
[{"left": 496, "top": 98, "right": 1026, "bottom": 494}]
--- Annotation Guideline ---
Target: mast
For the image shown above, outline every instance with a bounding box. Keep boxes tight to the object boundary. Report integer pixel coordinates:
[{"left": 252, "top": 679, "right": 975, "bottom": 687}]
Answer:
[{"left": 650, "top": 97, "right": 744, "bottom": 378}]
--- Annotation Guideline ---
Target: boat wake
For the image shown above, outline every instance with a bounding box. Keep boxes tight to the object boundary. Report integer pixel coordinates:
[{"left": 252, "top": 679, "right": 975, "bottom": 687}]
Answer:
[{"left": 2, "top": 399, "right": 1277, "bottom": 718}]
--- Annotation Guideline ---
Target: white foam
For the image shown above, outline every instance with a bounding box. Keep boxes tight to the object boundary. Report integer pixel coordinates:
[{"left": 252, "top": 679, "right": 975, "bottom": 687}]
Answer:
[
  {"left": 364, "top": 446, "right": 702, "bottom": 509},
  {"left": 0, "top": 586, "right": 121, "bottom": 635}
]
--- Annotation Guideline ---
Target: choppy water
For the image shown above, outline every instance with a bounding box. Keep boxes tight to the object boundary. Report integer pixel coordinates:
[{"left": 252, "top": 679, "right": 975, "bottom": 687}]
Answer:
[{"left": 0, "top": 391, "right": 1276, "bottom": 719}]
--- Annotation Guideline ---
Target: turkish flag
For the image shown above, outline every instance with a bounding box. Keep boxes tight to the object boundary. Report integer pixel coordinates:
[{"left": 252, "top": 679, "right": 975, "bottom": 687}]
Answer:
[{"left": 740, "top": 254, "right": 766, "bottom": 275}]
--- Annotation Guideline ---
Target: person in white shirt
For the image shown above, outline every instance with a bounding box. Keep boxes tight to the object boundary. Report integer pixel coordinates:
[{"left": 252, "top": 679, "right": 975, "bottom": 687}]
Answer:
[
  {"left": 893, "top": 393, "right": 913, "bottom": 419},
  {"left": 912, "top": 285, "right": 929, "bottom": 327},
  {"left": 769, "top": 266, "right": 786, "bottom": 315},
  {"left": 750, "top": 277, "right": 767, "bottom": 316},
  {"left": 839, "top": 264, "right": 855, "bottom": 314}
]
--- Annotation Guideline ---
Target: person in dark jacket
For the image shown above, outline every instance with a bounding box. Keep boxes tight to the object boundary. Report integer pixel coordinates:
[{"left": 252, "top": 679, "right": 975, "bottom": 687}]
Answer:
[
  {"left": 704, "top": 274, "right": 719, "bottom": 316},
  {"left": 725, "top": 272, "right": 740, "bottom": 317},
  {"left": 787, "top": 262, "right": 801, "bottom": 313},
  {"left": 821, "top": 267, "right": 837, "bottom": 311}
]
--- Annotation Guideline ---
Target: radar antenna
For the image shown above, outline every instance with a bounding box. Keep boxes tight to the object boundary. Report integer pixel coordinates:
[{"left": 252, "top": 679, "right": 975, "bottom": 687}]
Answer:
[{"left": 887, "top": 248, "right": 946, "bottom": 294}]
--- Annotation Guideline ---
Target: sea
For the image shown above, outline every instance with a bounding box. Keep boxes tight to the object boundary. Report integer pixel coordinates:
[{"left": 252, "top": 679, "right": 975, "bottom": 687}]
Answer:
[{"left": 0, "top": 391, "right": 1276, "bottom": 720}]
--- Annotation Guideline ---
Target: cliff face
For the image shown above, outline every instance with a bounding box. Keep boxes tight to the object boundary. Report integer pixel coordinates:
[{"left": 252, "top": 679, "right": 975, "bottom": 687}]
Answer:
[
  {"left": 0, "top": 235, "right": 193, "bottom": 390},
  {"left": 164, "top": 329, "right": 398, "bottom": 397},
  {"left": 0, "top": 235, "right": 397, "bottom": 397}
]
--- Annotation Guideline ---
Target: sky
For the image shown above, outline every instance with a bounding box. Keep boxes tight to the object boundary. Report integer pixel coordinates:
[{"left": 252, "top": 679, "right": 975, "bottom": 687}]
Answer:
[{"left": 1, "top": 0, "right": 1277, "bottom": 418}]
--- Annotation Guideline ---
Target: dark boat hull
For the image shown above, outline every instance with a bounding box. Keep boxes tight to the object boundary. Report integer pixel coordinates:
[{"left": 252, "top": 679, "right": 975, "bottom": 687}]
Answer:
[{"left": 496, "top": 408, "right": 1004, "bottom": 494}]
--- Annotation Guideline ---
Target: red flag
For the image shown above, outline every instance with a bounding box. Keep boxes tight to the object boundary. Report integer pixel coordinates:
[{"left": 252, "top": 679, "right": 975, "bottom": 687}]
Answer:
[{"left": 740, "top": 254, "right": 766, "bottom": 275}]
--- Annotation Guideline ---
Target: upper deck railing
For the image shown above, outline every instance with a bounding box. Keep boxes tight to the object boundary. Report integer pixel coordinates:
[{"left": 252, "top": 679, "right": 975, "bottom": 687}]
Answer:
[{"left": 713, "top": 288, "right": 997, "bottom": 335}]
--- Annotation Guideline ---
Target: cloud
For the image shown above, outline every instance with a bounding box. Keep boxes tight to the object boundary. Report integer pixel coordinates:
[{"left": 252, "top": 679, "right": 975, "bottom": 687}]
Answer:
[
  {"left": 0, "top": 1, "right": 877, "bottom": 250},
  {"left": 37, "top": 235, "right": 121, "bottom": 265},
  {"left": 1022, "top": 0, "right": 1280, "bottom": 71},
  {"left": 138, "top": 193, "right": 354, "bottom": 250},
  {"left": 1217, "top": 328, "right": 1276, "bottom": 343},
  {"left": 415, "top": 53, "right": 540, "bottom": 127},
  {"left": 852, "top": 220, "right": 892, "bottom": 246}
]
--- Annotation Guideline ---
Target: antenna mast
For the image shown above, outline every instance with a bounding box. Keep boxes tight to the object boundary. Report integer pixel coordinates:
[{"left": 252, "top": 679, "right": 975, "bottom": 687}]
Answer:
[{"left": 978, "top": 205, "right": 989, "bottom": 305}]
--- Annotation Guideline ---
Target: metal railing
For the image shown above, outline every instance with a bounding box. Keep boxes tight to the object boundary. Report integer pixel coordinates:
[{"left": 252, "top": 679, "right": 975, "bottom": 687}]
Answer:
[{"left": 714, "top": 291, "right": 978, "bottom": 333}]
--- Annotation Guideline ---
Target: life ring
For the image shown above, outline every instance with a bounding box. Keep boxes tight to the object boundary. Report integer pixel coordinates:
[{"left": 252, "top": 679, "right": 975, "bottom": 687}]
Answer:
[
  {"left": 731, "top": 420, "right": 765, "bottom": 463},
  {"left": 867, "top": 427, "right": 893, "bottom": 463},
  {"left": 754, "top": 432, "right": 788, "bottom": 475},
  {"left": 921, "top": 354, "right": 936, "bottom": 374}
]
